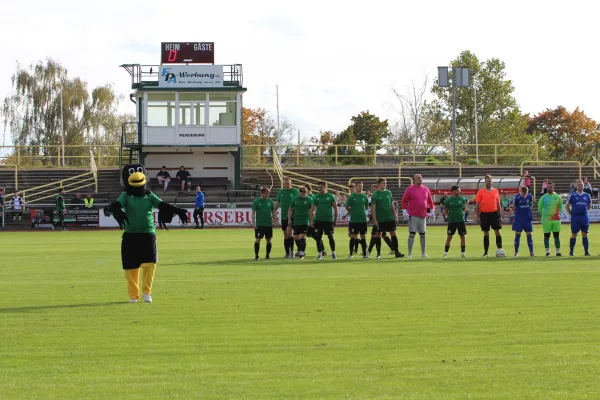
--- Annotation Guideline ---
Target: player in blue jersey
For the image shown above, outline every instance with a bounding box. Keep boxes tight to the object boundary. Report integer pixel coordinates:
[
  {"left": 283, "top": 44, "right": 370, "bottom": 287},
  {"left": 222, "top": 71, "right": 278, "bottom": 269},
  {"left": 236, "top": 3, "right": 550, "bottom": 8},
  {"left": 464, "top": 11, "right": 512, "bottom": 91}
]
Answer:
[
  {"left": 512, "top": 186, "right": 535, "bottom": 257},
  {"left": 566, "top": 179, "right": 592, "bottom": 256}
]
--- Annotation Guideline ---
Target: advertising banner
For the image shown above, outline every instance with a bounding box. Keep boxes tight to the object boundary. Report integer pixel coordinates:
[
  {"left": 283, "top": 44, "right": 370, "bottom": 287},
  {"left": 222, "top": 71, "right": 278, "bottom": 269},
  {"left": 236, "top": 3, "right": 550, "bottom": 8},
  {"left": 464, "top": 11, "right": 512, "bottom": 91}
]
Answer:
[
  {"left": 560, "top": 203, "right": 600, "bottom": 223},
  {"left": 99, "top": 206, "right": 354, "bottom": 228},
  {"left": 158, "top": 65, "right": 224, "bottom": 88},
  {"left": 30, "top": 208, "right": 100, "bottom": 228}
]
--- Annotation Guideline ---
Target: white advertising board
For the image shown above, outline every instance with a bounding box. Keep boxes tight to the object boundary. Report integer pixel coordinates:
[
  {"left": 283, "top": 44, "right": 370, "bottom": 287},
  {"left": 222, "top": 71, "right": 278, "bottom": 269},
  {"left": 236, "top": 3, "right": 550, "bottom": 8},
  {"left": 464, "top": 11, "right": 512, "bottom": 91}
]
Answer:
[{"left": 158, "top": 65, "right": 224, "bottom": 88}]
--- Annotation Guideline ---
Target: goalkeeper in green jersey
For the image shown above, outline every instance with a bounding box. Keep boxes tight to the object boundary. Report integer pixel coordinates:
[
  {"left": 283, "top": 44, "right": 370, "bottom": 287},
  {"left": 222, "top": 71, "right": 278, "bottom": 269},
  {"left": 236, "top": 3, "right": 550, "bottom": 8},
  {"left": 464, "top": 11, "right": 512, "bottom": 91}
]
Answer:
[{"left": 537, "top": 181, "right": 563, "bottom": 257}]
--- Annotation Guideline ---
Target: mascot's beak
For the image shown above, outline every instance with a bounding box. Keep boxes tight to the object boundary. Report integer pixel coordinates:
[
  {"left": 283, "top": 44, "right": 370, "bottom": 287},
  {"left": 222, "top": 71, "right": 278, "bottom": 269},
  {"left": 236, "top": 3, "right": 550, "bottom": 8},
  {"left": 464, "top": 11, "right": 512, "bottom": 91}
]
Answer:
[{"left": 128, "top": 172, "right": 147, "bottom": 187}]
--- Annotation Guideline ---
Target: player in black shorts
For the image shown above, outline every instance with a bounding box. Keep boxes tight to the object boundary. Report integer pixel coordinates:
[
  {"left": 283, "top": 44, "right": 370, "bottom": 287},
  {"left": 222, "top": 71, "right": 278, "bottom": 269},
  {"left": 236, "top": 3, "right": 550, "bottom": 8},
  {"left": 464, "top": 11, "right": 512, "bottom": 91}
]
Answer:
[
  {"left": 367, "top": 183, "right": 395, "bottom": 255},
  {"left": 370, "top": 178, "right": 404, "bottom": 258},
  {"left": 252, "top": 187, "right": 277, "bottom": 261},
  {"left": 346, "top": 182, "right": 369, "bottom": 258}
]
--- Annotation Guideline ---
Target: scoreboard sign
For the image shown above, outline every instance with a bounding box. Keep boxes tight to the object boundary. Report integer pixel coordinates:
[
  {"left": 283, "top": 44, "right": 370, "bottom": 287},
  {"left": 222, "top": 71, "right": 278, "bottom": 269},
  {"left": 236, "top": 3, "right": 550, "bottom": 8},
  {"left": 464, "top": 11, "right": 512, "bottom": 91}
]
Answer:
[{"left": 161, "top": 42, "right": 214, "bottom": 64}]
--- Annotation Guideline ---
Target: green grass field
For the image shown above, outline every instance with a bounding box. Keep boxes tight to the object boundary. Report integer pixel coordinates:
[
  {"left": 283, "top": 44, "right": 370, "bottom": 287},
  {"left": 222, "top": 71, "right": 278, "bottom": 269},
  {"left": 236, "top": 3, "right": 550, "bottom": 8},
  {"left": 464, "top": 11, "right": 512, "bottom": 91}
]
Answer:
[{"left": 1, "top": 226, "right": 600, "bottom": 399}]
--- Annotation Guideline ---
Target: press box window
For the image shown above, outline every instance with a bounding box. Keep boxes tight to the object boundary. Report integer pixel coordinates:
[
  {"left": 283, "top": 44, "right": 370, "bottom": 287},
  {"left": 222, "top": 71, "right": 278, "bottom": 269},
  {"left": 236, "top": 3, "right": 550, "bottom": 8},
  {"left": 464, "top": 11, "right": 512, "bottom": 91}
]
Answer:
[
  {"left": 208, "top": 93, "right": 237, "bottom": 127},
  {"left": 147, "top": 93, "right": 176, "bottom": 127},
  {"left": 179, "top": 93, "right": 206, "bottom": 126}
]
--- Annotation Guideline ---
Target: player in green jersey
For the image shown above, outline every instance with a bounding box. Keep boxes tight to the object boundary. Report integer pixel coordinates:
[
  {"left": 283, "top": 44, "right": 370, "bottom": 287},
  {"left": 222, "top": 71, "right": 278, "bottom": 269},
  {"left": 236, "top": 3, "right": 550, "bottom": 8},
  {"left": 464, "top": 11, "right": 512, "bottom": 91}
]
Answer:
[
  {"left": 288, "top": 186, "right": 315, "bottom": 259},
  {"left": 311, "top": 181, "right": 339, "bottom": 260},
  {"left": 252, "top": 187, "right": 278, "bottom": 261},
  {"left": 443, "top": 185, "right": 468, "bottom": 258},
  {"left": 538, "top": 181, "right": 563, "bottom": 256},
  {"left": 345, "top": 182, "right": 369, "bottom": 259},
  {"left": 275, "top": 177, "right": 300, "bottom": 258},
  {"left": 52, "top": 188, "right": 67, "bottom": 231},
  {"left": 370, "top": 178, "right": 404, "bottom": 259}
]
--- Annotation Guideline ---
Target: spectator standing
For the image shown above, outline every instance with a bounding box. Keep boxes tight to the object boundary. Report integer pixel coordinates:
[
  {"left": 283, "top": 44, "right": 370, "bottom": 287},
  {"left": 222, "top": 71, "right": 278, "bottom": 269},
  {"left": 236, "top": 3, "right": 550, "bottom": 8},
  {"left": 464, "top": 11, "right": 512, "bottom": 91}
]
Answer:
[
  {"left": 401, "top": 174, "right": 435, "bottom": 258},
  {"left": 523, "top": 171, "right": 531, "bottom": 191},
  {"left": 176, "top": 166, "right": 192, "bottom": 191},
  {"left": 193, "top": 185, "right": 205, "bottom": 229},
  {"left": 84, "top": 193, "right": 95, "bottom": 209},
  {"left": 10, "top": 192, "right": 23, "bottom": 220},
  {"left": 582, "top": 177, "right": 593, "bottom": 196},
  {"left": 156, "top": 166, "right": 171, "bottom": 193},
  {"left": 541, "top": 179, "right": 549, "bottom": 196},
  {"left": 52, "top": 188, "right": 67, "bottom": 231}
]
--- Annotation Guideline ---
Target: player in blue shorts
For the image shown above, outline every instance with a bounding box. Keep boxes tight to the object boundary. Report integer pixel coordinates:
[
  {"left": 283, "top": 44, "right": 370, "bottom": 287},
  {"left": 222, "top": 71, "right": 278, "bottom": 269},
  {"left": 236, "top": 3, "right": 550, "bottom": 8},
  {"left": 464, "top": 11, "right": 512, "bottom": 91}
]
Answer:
[
  {"left": 512, "top": 186, "right": 535, "bottom": 257},
  {"left": 566, "top": 179, "right": 591, "bottom": 256}
]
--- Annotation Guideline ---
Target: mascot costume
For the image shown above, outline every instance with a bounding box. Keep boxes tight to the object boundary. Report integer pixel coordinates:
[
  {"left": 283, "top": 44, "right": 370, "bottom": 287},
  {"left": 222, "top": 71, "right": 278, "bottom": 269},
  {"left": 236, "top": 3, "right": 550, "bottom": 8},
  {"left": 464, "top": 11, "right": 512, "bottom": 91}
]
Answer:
[{"left": 104, "top": 164, "right": 189, "bottom": 303}]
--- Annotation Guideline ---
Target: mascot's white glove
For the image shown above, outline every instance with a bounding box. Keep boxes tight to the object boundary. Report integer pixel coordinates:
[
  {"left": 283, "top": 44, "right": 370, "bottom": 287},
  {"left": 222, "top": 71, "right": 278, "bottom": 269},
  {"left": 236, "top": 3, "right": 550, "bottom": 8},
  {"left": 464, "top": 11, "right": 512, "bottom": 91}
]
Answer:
[
  {"left": 428, "top": 210, "right": 435, "bottom": 217},
  {"left": 402, "top": 209, "right": 409, "bottom": 218}
]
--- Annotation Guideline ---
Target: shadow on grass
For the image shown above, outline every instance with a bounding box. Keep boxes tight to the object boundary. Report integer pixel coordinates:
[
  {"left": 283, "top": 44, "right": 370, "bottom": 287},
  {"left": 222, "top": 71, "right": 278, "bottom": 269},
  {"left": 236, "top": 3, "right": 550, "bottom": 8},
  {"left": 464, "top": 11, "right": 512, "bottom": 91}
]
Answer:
[
  {"left": 0, "top": 301, "right": 126, "bottom": 313},
  {"left": 160, "top": 254, "right": 591, "bottom": 267}
]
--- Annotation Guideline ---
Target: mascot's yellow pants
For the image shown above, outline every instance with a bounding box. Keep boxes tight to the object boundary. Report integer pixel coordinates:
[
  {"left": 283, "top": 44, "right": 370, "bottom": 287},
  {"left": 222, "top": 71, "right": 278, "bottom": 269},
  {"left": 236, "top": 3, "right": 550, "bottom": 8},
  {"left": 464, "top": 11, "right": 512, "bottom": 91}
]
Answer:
[{"left": 125, "top": 263, "right": 156, "bottom": 300}]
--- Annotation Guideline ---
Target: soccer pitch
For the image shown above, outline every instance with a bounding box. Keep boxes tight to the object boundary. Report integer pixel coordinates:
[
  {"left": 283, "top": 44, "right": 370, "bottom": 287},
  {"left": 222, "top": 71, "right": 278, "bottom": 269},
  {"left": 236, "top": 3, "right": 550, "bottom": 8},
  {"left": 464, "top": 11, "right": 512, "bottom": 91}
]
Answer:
[{"left": 1, "top": 226, "right": 599, "bottom": 399}]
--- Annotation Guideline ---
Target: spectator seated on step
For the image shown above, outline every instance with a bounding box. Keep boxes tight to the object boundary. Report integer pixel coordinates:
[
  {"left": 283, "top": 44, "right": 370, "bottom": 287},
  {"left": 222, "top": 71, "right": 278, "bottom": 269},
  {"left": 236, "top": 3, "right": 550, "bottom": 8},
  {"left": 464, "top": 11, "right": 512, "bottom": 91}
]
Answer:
[
  {"left": 84, "top": 193, "right": 95, "bottom": 209},
  {"left": 156, "top": 166, "right": 171, "bottom": 193},
  {"left": 71, "top": 193, "right": 84, "bottom": 209},
  {"left": 10, "top": 191, "right": 24, "bottom": 220},
  {"left": 176, "top": 166, "right": 192, "bottom": 192}
]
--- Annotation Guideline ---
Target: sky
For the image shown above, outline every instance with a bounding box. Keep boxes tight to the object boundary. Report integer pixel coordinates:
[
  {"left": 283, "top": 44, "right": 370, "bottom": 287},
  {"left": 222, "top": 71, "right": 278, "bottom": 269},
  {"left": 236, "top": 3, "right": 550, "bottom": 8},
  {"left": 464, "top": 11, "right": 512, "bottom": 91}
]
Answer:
[{"left": 1, "top": 0, "right": 599, "bottom": 144}]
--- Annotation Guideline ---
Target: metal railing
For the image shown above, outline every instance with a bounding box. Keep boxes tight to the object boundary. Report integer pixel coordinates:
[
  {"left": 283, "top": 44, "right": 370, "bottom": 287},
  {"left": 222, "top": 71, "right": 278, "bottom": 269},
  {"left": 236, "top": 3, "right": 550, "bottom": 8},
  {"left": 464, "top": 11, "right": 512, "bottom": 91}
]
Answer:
[
  {"left": 399, "top": 161, "right": 462, "bottom": 180},
  {"left": 0, "top": 145, "right": 120, "bottom": 168},
  {"left": 592, "top": 157, "right": 600, "bottom": 179},
  {"left": 120, "top": 64, "right": 244, "bottom": 89},
  {"left": 241, "top": 143, "right": 539, "bottom": 167},
  {"left": 520, "top": 161, "right": 582, "bottom": 180},
  {"left": 278, "top": 169, "right": 348, "bottom": 193},
  {"left": 3, "top": 151, "right": 99, "bottom": 204},
  {"left": 348, "top": 176, "right": 414, "bottom": 188}
]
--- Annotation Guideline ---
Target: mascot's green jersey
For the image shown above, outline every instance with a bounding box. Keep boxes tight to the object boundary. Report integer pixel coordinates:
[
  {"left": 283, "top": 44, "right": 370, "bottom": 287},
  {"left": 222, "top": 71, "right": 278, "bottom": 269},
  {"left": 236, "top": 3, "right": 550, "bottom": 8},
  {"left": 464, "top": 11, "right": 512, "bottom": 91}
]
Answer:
[{"left": 117, "top": 192, "right": 162, "bottom": 234}]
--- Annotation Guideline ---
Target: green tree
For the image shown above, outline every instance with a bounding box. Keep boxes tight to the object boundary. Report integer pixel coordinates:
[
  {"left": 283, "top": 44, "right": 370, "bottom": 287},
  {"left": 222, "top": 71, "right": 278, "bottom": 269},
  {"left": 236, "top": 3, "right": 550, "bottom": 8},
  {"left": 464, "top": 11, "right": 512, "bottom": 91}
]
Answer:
[
  {"left": 428, "top": 50, "right": 529, "bottom": 163},
  {"left": 328, "top": 126, "right": 362, "bottom": 165},
  {"left": 350, "top": 111, "right": 390, "bottom": 164},
  {"left": 2, "top": 59, "right": 132, "bottom": 167}
]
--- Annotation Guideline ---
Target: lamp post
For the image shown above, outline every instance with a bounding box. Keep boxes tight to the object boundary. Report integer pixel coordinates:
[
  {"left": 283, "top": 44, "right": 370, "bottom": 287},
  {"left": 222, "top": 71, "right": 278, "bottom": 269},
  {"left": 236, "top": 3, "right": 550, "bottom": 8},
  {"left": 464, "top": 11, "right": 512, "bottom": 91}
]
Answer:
[
  {"left": 437, "top": 66, "right": 470, "bottom": 162},
  {"left": 60, "top": 87, "right": 65, "bottom": 167}
]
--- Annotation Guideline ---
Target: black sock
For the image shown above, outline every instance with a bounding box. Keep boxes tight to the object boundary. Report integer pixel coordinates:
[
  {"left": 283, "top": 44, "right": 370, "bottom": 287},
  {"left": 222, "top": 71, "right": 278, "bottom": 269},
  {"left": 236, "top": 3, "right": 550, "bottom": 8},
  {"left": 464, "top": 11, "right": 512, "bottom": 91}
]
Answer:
[
  {"left": 383, "top": 236, "right": 393, "bottom": 250},
  {"left": 361, "top": 239, "right": 367, "bottom": 255},
  {"left": 461, "top": 245, "right": 465, "bottom": 253},
  {"left": 295, "top": 239, "right": 302, "bottom": 252},
  {"left": 266, "top": 243, "right": 272, "bottom": 257},
  {"left": 328, "top": 235, "right": 336, "bottom": 252},
  {"left": 349, "top": 238, "right": 355, "bottom": 254},
  {"left": 288, "top": 238, "right": 295, "bottom": 253},
  {"left": 368, "top": 238, "right": 376, "bottom": 252},
  {"left": 284, "top": 238, "right": 290, "bottom": 255},
  {"left": 444, "top": 245, "right": 450, "bottom": 252},
  {"left": 354, "top": 239, "right": 359, "bottom": 253},
  {"left": 484, "top": 236, "right": 490, "bottom": 254},
  {"left": 391, "top": 235, "right": 399, "bottom": 252},
  {"left": 496, "top": 236, "right": 503, "bottom": 249},
  {"left": 300, "top": 239, "right": 306, "bottom": 252},
  {"left": 254, "top": 242, "right": 260, "bottom": 257},
  {"left": 376, "top": 237, "right": 382, "bottom": 255}
]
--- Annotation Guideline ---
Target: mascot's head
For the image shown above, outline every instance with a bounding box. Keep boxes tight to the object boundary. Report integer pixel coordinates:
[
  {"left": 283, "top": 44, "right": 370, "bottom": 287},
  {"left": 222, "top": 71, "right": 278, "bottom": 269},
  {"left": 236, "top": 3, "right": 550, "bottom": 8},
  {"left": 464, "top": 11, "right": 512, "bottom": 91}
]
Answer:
[{"left": 122, "top": 164, "right": 148, "bottom": 196}]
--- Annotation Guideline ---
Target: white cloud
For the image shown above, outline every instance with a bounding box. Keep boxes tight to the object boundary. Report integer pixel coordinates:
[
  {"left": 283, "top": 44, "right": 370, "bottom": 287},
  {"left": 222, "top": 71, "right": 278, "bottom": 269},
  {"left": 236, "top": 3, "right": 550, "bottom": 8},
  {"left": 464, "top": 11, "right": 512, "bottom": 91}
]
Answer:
[{"left": 1, "top": 0, "right": 598, "bottom": 144}]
